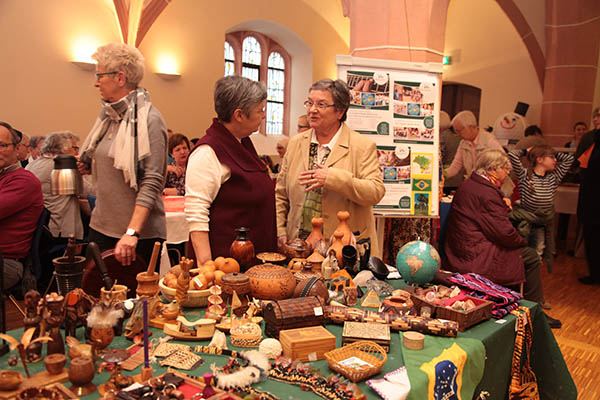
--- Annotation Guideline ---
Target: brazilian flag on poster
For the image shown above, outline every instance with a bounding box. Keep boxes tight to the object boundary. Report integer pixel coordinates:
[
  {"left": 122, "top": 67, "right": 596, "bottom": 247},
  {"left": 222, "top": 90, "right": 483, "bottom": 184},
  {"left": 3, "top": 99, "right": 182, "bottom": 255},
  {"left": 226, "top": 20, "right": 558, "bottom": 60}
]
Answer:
[{"left": 400, "top": 333, "right": 486, "bottom": 400}]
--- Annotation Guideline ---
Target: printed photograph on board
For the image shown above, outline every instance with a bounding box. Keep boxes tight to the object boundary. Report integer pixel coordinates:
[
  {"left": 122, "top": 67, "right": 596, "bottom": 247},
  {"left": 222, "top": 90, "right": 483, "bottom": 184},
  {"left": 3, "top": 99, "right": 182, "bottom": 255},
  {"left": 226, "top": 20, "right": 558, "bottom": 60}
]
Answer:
[
  {"left": 347, "top": 70, "right": 390, "bottom": 110},
  {"left": 393, "top": 81, "right": 436, "bottom": 119}
]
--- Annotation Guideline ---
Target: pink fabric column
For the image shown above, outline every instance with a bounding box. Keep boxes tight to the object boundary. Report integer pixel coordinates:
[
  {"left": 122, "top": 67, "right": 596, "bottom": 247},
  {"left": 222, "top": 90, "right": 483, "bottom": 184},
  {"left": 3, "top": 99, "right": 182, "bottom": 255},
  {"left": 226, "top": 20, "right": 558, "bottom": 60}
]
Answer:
[
  {"left": 541, "top": 0, "right": 600, "bottom": 146},
  {"left": 341, "top": 0, "right": 450, "bottom": 63}
]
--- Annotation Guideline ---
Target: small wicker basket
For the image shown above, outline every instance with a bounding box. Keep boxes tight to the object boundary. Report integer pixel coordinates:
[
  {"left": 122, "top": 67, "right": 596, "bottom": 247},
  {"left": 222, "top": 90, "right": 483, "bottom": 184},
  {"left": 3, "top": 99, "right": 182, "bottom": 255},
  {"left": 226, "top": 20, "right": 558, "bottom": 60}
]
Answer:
[
  {"left": 324, "top": 340, "right": 387, "bottom": 382},
  {"left": 159, "top": 278, "right": 210, "bottom": 307},
  {"left": 230, "top": 323, "right": 262, "bottom": 348}
]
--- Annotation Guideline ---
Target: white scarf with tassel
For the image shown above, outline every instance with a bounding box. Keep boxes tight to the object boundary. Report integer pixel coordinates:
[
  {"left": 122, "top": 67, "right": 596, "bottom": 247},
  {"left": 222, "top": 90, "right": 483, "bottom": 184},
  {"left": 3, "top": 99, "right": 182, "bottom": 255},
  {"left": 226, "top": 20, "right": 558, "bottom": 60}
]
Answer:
[{"left": 80, "top": 88, "right": 152, "bottom": 190}]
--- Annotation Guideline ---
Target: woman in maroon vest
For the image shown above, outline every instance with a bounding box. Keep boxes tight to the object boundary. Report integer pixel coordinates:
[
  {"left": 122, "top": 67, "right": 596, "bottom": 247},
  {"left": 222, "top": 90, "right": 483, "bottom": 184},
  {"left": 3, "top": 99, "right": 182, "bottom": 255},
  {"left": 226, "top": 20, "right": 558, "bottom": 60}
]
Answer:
[{"left": 185, "top": 76, "right": 277, "bottom": 267}]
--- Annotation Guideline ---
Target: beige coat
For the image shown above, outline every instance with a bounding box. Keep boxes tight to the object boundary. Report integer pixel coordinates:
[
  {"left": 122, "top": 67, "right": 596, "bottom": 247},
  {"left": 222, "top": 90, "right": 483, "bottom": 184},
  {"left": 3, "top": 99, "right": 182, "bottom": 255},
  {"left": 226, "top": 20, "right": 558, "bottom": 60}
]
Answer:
[{"left": 275, "top": 123, "right": 385, "bottom": 256}]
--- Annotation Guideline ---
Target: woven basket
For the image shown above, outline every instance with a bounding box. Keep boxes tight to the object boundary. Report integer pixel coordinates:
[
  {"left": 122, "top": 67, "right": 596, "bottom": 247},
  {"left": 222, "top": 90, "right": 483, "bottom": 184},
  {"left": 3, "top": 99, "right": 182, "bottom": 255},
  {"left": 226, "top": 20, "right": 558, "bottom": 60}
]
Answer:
[
  {"left": 230, "top": 323, "right": 262, "bottom": 348},
  {"left": 324, "top": 340, "right": 387, "bottom": 382},
  {"left": 159, "top": 278, "right": 210, "bottom": 308}
]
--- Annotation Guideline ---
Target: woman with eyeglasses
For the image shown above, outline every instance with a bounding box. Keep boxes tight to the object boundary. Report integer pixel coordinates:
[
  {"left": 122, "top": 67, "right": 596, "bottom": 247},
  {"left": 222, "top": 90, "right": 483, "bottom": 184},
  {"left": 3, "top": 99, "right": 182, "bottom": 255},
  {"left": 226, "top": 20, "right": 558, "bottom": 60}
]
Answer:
[
  {"left": 275, "top": 79, "right": 385, "bottom": 255},
  {"left": 443, "top": 149, "right": 562, "bottom": 327},
  {"left": 77, "top": 42, "right": 168, "bottom": 268}
]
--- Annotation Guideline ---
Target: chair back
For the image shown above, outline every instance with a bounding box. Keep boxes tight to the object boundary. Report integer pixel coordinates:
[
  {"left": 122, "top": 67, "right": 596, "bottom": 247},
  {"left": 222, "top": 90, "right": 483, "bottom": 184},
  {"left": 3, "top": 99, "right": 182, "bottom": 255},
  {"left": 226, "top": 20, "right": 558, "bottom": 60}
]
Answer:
[{"left": 29, "top": 208, "right": 51, "bottom": 279}]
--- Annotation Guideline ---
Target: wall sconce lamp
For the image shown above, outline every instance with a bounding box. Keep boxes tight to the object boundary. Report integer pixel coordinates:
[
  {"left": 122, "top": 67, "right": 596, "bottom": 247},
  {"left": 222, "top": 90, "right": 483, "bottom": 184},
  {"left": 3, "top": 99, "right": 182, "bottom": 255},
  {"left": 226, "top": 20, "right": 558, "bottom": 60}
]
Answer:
[
  {"left": 70, "top": 61, "right": 96, "bottom": 71},
  {"left": 155, "top": 53, "right": 181, "bottom": 79}
]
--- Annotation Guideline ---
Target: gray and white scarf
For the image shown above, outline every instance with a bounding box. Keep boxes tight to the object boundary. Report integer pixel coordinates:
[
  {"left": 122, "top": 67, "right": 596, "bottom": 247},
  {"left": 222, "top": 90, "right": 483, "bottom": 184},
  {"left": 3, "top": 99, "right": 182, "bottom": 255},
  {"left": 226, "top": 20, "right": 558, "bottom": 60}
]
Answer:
[{"left": 80, "top": 87, "right": 152, "bottom": 190}]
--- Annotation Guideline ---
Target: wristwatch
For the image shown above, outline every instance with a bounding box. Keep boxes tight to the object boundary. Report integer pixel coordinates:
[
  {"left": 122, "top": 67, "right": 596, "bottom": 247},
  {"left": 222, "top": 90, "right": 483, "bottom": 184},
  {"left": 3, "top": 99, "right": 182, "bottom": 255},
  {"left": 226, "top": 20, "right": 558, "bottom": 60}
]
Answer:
[{"left": 125, "top": 228, "right": 139, "bottom": 238}]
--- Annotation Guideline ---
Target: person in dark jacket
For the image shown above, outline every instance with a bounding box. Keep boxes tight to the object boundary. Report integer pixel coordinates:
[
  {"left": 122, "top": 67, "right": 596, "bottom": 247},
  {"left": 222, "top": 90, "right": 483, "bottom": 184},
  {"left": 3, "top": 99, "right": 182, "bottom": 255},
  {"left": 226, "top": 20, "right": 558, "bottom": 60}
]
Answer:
[
  {"left": 575, "top": 107, "right": 600, "bottom": 285},
  {"left": 444, "top": 149, "right": 562, "bottom": 328}
]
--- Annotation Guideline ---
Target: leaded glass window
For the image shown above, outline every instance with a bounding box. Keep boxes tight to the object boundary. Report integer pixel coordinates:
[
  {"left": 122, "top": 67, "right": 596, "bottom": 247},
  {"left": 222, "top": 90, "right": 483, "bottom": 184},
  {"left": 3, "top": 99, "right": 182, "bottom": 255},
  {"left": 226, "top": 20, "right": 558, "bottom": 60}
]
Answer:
[
  {"left": 224, "top": 41, "right": 235, "bottom": 76},
  {"left": 266, "top": 52, "right": 284, "bottom": 134},
  {"left": 242, "top": 36, "right": 261, "bottom": 81}
]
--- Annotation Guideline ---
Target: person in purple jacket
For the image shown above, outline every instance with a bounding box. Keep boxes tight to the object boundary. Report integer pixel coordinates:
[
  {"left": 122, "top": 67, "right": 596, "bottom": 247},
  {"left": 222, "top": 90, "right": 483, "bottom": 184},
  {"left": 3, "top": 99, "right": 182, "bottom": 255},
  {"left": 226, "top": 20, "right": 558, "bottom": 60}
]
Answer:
[{"left": 444, "top": 149, "right": 562, "bottom": 328}]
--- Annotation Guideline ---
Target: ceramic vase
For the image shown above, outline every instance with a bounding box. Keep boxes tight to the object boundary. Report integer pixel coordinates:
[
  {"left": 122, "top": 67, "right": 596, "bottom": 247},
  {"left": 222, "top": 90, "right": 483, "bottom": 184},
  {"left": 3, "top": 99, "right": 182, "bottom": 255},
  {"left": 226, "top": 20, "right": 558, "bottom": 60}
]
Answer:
[
  {"left": 305, "top": 217, "right": 324, "bottom": 251},
  {"left": 330, "top": 211, "right": 356, "bottom": 247},
  {"left": 329, "top": 230, "right": 345, "bottom": 265},
  {"left": 229, "top": 227, "right": 255, "bottom": 271}
]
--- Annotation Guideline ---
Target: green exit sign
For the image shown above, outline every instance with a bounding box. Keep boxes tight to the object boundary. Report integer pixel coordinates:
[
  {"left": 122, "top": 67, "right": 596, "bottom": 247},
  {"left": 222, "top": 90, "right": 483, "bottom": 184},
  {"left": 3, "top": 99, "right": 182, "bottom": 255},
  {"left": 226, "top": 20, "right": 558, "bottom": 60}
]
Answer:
[{"left": 442, "top": 56, "right": 451, "bottom": 65}]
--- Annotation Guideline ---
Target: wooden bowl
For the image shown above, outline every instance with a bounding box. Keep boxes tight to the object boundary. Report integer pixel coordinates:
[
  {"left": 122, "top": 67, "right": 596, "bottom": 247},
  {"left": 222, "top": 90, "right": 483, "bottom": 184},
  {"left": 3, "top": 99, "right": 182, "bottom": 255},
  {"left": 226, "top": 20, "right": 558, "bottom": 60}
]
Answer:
[
  {"left": 0, "top": 370, "right": 23, "bottom": 391},
  {"left": 159, "top": 278, "right": 210, "bottom": 307},
  {"left": 44, "top": 353, "right": 67, "bottom": 375}
]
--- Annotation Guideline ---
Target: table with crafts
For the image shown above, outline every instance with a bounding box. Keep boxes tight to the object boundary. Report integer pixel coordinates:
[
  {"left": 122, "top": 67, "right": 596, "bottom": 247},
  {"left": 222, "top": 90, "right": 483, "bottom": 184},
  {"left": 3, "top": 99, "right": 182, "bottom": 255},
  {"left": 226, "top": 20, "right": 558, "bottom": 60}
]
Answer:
[{"left": 0, "top": 275, "right": 576, "bottom": 400}]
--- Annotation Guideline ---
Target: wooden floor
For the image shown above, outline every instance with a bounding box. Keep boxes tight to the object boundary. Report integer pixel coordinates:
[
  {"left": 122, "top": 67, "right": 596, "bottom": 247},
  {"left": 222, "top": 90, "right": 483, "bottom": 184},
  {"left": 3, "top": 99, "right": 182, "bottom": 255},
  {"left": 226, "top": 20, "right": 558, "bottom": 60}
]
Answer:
[{"left": 2, "top": 251, "right": 599, "bottom": 399}]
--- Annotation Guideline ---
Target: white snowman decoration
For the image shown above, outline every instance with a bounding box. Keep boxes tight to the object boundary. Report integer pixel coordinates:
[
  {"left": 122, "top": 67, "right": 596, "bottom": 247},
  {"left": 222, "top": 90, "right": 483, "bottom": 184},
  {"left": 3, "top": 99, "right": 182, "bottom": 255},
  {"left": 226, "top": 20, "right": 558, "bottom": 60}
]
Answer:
[{"left": 493, "top": 112, "right": 527, "bottom": 148}]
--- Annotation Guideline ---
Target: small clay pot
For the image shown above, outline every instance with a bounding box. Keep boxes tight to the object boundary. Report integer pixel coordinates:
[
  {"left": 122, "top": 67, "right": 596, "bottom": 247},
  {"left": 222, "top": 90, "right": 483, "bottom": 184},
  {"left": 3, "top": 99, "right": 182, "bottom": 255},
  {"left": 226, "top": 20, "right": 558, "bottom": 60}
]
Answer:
[
  {"left": 0, "top": 370, "right": 23, "bottom": 391},
  {"left": 69, "top": 356, "right": 96, "bottom": 396},
  {"left": 44, "top": 353, "right": 67, "bottom": 375}
]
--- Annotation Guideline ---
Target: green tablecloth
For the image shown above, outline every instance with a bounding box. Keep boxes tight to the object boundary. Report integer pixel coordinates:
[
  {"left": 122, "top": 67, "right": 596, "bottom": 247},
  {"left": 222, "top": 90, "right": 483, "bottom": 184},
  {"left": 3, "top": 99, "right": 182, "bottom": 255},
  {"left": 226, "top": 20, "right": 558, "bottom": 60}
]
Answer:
[{"left": 0, "top": 295, "right": 576, "bottom": 400}]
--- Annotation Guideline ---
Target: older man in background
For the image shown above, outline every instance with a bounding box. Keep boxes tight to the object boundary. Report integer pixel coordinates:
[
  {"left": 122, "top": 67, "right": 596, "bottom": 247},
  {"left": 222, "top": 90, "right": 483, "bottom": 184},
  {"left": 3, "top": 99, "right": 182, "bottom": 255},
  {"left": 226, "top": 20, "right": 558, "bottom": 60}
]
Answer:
[
  {"left": 0, "top": 121, "right": 43, "bottom": 290},
  {"left": 445, "top": 110, "right": 514, "bottom": 198},
  {"left": 28, "top": 136, "right": 46, "bottom": 163}
]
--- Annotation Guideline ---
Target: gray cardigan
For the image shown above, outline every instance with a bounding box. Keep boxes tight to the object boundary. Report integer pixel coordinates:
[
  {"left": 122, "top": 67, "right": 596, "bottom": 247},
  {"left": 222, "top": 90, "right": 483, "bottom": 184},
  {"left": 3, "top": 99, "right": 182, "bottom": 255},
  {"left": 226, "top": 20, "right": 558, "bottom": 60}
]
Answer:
[{"left": 89, "top": 103, "right": 168, "bottom": 240}]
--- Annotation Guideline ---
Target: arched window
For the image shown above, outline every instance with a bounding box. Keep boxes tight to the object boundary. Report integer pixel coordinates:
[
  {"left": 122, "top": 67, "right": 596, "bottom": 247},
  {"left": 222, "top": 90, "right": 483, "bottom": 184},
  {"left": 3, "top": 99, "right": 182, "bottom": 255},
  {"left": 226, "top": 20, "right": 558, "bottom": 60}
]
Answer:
[
  {"left": 224, "top": 42, "right": 234, "bottom": 76},
  {"left": 242, "top": 36, "right": 261, "bottom": 82},
  {"left": 225, "top": 31, "right": 291, "bottom": 135},
  {"left": 267, "top": 52, "right": 285, "bottom": 134}
]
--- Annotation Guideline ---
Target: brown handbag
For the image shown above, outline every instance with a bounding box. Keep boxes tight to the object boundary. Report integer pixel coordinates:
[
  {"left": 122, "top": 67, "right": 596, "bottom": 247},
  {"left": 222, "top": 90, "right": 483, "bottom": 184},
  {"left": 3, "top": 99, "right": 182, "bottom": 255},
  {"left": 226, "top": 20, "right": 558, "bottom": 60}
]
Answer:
[{"left": 508, "top": 307, "right": 540, "bottom": 400}]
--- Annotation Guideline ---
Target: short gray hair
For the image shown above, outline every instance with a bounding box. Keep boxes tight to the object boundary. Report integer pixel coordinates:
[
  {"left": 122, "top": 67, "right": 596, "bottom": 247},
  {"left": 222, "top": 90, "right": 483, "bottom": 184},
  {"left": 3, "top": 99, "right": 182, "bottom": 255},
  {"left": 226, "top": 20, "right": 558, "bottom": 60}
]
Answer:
[
  {"left": 214, "top": 75, "right": 267, "bottom": 122},
  {"left": 451, "top": 110, "right": 478, "bottom": 129},
  {"left": 92, "top": 43, "right": 145, "bottom": 88},
  {"left": 309, "top": 79, "right": 351, "bottom": 122},
  {"left": 29, "top": 135, "right": 45, "bottom": 149},
  {"left": 474, "top": 149, "right": 509, "bottom": 175},
  {"left": 41, "top": 132, "right": 75, "bottom": 156}
]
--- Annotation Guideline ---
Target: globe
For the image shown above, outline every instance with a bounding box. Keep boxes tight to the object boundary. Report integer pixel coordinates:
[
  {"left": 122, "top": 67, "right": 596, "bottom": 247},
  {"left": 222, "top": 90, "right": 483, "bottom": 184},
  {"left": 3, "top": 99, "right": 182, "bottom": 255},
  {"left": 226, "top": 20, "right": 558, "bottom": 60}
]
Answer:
[{"left": 395, "top": 240, "right": 441, "bottom": 284}]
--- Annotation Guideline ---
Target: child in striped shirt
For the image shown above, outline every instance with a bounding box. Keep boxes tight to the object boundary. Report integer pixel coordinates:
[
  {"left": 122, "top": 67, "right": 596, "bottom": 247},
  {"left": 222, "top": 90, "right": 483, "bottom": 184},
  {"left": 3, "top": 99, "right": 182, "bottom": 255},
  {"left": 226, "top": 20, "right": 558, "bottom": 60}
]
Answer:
[{"left": 508, "top": 146, "right": 574, "bottom": 276}]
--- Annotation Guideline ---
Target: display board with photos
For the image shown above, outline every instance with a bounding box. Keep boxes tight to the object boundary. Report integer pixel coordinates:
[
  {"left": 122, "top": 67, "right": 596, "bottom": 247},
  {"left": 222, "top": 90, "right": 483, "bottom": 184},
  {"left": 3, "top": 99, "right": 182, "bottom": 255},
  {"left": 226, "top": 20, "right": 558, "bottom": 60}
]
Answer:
[{"left": 337, "top": 55, "right": 441, "bottom": 217}]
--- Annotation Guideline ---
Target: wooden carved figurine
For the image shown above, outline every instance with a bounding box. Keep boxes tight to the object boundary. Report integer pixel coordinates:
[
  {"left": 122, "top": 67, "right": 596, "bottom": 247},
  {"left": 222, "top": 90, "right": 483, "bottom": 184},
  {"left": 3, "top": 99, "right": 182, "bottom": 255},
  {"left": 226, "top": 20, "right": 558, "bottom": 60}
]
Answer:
[
  {"left": 330, "top": 211, "right": 356, "bottom": 247},
  {"left": 176, "top": 257, "right": 194, "bottom": 308},
  {"left": 62, "top": 288, "right": 97, "bottom": 338},
  {"left": 22, "top": 290, "right": 42, "bottom": 362},
  {"left": 44, "top": 293, "right": 66, "bottom": 355}
]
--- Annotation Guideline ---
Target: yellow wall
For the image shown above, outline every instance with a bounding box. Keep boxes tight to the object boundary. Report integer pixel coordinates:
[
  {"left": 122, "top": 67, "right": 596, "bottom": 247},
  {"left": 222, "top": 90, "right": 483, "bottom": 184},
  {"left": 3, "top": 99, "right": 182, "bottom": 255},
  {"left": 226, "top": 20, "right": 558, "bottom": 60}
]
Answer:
[
  {"left": 0, "top": 0, "right": 348, "bottom": 146},
  {"left": 442, "top": 0, "right": 543, "bottom": 129}
]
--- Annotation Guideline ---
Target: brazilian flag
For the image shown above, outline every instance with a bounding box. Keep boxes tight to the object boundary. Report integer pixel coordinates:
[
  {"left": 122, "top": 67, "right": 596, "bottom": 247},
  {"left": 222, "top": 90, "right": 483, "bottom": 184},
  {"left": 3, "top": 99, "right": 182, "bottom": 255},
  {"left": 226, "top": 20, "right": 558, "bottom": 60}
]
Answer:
[{"left": 400, "top": 333, "right": 486, "bottom": 400}]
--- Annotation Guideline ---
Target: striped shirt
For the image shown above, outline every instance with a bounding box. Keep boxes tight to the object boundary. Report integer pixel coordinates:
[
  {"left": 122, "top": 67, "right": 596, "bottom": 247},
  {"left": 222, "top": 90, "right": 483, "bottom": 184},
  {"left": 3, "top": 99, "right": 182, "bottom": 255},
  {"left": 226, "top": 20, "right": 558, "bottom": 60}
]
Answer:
[{"left": 508, "top": 150, "right": 574, "bottom": 213}]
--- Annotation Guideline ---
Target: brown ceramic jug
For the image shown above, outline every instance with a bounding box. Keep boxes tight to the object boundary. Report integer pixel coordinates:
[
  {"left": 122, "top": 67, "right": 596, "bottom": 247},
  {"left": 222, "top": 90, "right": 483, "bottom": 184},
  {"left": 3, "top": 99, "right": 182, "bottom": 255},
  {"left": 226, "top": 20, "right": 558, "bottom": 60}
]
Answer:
[
  {"left": 229, "top": 227, "right": 255, "bottom": 271},
  {"left": 330, "top": 211, "right": 356, "bottom": 247},
  {"left": 305, "top": 217, "right": 324, "bottom": 251},
  {"left": 329, "top": 230, "right": 345, "bottom": 265}
]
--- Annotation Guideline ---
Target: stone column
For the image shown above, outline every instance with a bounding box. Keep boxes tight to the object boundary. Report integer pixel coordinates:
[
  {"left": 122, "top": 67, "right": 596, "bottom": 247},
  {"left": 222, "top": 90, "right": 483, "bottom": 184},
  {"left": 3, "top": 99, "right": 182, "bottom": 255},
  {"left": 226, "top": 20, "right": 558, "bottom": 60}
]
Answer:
[
  {"left": 541, "top": 0, "right": 600, "bottom": 146},
  {"left": 341, "top": 0, "right": 450, "bottom": 63}
]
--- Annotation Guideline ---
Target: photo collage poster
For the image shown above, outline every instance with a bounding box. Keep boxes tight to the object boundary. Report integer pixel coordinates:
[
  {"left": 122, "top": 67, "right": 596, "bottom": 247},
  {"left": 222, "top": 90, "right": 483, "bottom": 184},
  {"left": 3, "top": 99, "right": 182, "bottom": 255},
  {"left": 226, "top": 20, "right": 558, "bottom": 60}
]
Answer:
[{"left": 338, "top": 62, "right": 440, "bottom": 216}]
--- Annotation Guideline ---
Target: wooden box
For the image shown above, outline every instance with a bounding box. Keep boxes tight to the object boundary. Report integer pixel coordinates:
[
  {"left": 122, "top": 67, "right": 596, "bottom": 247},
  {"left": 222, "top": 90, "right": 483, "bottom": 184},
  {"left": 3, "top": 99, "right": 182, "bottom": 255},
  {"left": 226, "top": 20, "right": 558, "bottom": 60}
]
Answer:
[
  {"left": 263, "top": 296, "right": 326, "bottom": 338},
  {"left": 342, "top": 322, "right": 391, "bottom": 352},
  {"left": 436, "top": 296, "right": 493, "bottom": 331},
  {"left": 410, "top": 289, "right": 493, "bottom": 331},
  {"left": 279, "top": 325, "right": 336, "bottom": 362}
]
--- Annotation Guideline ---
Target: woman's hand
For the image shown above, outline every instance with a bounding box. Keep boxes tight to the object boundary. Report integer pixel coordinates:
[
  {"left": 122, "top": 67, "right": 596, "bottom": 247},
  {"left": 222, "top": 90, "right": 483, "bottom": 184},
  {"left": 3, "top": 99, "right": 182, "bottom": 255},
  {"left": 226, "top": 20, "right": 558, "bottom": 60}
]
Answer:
[
  {"left": 277, "top": 235, "right": 288, "bottom": 249},
  {"left": 503, "top": 197, "right": 513, "bottom": 210},
  {"left": 77, "top": 161, "right": 91, "bottom": 175},
  {"left": 167, "top": 164, "right": 185, "bottom": 177},
  {"left": 298, "top": 164, "right": 328, "bottom": 192},
  {"left": 115, "top": 234, "right": 138, "bottom": 266},
  {"left": 163, "top": 188, "right": 178, "bottom": 196}
]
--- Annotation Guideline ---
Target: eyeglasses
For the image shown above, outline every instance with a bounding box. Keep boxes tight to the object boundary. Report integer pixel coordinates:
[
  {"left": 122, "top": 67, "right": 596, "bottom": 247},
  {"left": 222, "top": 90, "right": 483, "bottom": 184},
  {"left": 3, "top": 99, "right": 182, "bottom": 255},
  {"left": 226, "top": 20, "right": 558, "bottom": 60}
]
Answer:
[
  {"left": 0, "top": 142, "right": 15, "bottom": 150},
  {"left": 304, "top": 100, "right": 335, "bottom": 110},
  {"left": 95, "top": 71, "right": 118, "bottom": 80}
]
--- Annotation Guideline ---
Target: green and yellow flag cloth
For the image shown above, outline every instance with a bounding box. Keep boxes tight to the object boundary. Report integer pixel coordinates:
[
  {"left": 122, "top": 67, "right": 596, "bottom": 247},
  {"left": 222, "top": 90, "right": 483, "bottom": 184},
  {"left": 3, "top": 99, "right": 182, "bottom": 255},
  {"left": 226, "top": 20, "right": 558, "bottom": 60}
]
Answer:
[{"left": 400, "top": 333, "right": 486, "bottom": 400}]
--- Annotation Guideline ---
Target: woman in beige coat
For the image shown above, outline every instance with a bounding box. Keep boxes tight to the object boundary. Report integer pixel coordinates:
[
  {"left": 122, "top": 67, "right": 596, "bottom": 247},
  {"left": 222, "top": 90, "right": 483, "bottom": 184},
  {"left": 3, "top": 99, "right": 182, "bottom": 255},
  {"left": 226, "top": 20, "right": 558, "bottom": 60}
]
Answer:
[{"left": 275, "top": 79, "right": 385, "bottom": 256}]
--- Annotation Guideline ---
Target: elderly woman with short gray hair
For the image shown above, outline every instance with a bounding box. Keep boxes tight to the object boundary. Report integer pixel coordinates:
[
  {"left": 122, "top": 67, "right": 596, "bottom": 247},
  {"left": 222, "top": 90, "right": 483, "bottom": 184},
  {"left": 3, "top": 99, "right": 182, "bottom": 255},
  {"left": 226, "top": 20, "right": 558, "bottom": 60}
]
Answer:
[
  {"left": 443, "top": 149, "right": 558, "bottom": 324},
  {"left": 77, "top": 42, "right": 168, "bottom": 267},
  {"left": 26, "top": 132, "right": 85, "bottom": 240},
  {"left": 185, "top": 75, "right": 276, "bottom": 266},
  {"left": 275, "top": 78, "right": 385, "bottom": 255}
]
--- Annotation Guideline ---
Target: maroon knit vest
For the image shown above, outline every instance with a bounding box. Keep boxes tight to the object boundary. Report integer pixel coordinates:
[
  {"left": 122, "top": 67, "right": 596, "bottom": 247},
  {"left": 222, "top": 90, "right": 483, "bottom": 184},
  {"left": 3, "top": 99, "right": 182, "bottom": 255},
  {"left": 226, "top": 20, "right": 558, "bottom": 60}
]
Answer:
[{"left": 190, "top": 119, "right": 277, "bottom": 262}]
